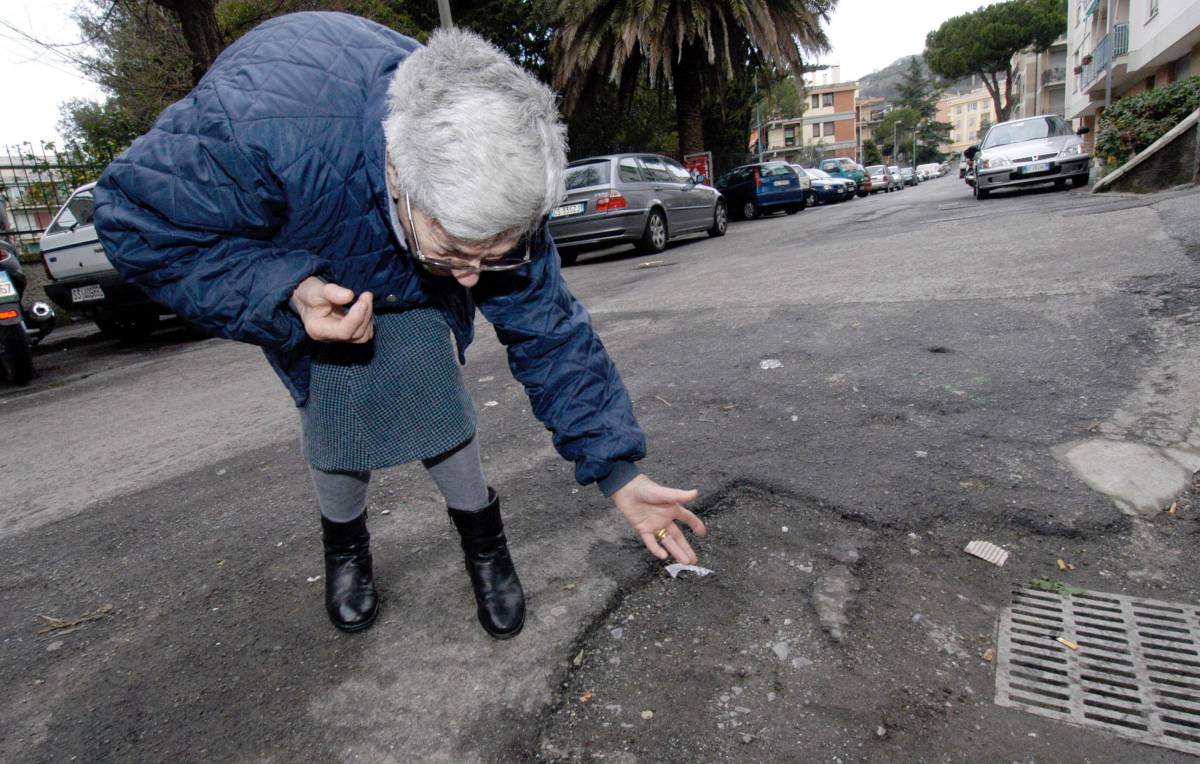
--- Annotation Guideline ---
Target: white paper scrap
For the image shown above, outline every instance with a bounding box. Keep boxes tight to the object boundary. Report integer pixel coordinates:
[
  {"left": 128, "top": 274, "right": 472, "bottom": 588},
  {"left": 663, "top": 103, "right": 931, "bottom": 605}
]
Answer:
[
  {"left": 665, "top": 563, "right": 714, "bottom": 578},
  {"left": 759, "top": 359, "right": 783, "bottom": 370},
  {"left": 964, "top": 540, "right": 1009, "bottom": 567}
]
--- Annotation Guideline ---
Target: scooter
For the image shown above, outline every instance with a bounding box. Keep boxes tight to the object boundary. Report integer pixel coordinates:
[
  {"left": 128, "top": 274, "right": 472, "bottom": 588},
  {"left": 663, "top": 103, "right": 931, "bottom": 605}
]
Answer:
[{"left": 0, "top": 239, "right": 56, "bottom": 386}]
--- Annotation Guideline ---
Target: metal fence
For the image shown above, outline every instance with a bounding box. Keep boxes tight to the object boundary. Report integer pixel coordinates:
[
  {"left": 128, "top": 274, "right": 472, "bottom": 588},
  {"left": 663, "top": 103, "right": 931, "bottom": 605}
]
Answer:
[{"left": 0, "top": 144, "right": 107, "bottom": 256}]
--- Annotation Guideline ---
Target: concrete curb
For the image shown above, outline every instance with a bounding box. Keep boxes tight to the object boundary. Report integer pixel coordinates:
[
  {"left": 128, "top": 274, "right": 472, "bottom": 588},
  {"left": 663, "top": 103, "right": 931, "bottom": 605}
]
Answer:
[{"left": 1092, "top": 107, "right": 1200, "bottom": 194}]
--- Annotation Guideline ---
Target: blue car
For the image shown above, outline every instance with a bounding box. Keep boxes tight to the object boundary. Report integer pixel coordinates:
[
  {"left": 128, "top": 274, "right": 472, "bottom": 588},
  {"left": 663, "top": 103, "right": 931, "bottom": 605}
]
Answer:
[
  {"left": 715, "top": 161, "right": 807, "bottom": 219},
  {"left": 798, "top": 166, "right": 855, "bottom": 204}
]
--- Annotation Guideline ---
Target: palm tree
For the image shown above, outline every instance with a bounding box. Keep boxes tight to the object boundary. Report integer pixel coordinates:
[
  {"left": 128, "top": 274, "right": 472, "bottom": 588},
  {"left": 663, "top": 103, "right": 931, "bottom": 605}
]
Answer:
[{"left": 549, "top": 0, "right": 837, "bottom": 158}]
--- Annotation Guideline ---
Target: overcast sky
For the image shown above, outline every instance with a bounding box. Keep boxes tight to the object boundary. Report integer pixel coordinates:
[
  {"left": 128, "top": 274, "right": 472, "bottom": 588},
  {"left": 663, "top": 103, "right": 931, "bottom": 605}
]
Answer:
[{"left": 0, "top": 0, "right": 994, "bottom": 149}]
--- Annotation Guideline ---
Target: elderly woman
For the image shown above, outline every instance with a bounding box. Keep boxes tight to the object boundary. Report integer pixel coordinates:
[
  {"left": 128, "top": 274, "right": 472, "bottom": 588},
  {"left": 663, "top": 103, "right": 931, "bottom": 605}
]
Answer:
[{"left": 94, "top": 12, "right": 705, "bottom": 638}]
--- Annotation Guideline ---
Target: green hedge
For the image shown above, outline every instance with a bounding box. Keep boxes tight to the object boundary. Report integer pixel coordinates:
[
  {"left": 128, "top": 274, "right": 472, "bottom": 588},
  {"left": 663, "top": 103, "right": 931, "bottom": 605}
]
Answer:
[{"left": 1095, "top": 76, "right": 1200, "bottom": 166}]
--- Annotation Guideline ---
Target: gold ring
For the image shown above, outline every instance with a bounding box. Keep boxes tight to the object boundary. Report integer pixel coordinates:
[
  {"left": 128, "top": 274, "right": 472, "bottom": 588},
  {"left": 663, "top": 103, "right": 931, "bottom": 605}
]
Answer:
[{"left": 654, "top": 527, "right": 670, "bottom": 542}]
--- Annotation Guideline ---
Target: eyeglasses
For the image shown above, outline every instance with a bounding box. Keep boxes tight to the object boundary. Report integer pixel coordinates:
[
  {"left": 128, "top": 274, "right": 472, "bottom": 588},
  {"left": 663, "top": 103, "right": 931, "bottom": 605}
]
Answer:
[{"left": 404, "top": 194, "right": 535, "bottom": 273}]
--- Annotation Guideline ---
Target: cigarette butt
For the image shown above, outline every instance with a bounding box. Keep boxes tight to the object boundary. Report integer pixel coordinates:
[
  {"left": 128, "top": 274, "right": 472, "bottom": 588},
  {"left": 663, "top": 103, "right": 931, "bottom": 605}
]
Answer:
[
  {"left": 1057, "top": 637, "right": 1079, "bottom": 651},
  {"left": 1057, "top": 559, "right": 1068, "bottom": 571},
  {"left": 1168, "top": 502, "right": 1178, "bottom": 514}
]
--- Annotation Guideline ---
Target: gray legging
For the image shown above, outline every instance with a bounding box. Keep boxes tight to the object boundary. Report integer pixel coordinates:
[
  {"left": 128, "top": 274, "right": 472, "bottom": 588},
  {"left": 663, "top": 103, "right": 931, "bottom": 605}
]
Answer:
[{"left": 309, "top": 435, "right": 490, "bottom": 522}]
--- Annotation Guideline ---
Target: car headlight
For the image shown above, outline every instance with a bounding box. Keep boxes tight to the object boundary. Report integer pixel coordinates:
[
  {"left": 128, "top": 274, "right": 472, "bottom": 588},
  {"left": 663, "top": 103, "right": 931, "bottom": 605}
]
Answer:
[
  {"left": 979, "top": 155, "right": 1011, "bottom": 170},
  {"left": 1060, "top": 144, "right": 1085, "bottom": 157}
]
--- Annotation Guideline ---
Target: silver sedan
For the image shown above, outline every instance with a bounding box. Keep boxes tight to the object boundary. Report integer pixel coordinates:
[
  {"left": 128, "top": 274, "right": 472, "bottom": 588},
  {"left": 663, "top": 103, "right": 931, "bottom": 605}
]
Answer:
[{"left": 968, "top": 115, "right": 1091, "bottom": 200}]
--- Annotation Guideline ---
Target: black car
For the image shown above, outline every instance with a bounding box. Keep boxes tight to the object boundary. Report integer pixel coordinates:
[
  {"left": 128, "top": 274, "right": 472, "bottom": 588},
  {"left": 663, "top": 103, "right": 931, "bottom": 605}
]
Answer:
[{"left": 715, "top": 162, "right": 808, "bottom": 219}]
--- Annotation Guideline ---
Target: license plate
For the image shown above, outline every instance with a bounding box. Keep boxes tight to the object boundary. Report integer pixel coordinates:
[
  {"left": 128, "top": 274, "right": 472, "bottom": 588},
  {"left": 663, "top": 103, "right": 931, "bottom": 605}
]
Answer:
[
  {"left": 772, "top": 180, "right": 790, "bottom": 186},
  {"left": 550, "top": 202, "right": 585, "bottom": 219},
  {"left": 71, "top": 284, "right": 105, "bottom": 303},
  {"left": 0, "top": 272, "right": 14, "bottom": 299},
  {"left": 1022, "top": 162, "right": 1050, "bottom": 174}
]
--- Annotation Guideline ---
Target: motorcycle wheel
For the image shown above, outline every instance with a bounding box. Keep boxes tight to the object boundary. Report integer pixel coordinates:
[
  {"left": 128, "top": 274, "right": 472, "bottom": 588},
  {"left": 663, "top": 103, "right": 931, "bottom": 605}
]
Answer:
[{"left": 0, "top": 323, "right": 34, "bottom": 386}]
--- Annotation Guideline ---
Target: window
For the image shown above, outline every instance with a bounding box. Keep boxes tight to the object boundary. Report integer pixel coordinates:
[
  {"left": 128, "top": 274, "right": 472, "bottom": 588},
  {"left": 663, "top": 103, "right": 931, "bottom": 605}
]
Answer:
[
  {"left": 1149, "top": 0, "right": 1159, "bottom": 19},
  {"left": 617, "top": 157, "right": 642, "bottom": 182},
  {"left": 968, "top": 101, "right": 978, "bottom": 111},
  {"left": 811, "top": 94, "right": 820, "bottom": 109},
  {"left": 761, "top": 163, "right": 794, "bottom": 178},
  {"left": 637, "top": 156, "right": 673, "bottom": 182},
  {"left": 564, "top": 161, "right": 610, "bottom": 190},
  {"left": 784, "top": 126, "right": 795, "bottom": 147},
  {"left": 46, "top": 190, "right": 95, "bottom": 235},
  {"left": 822, "top": 93, "right": 834, "bottom": 108},
  {"left": 664, "top": 158, "right": 692, "bottom": 183},
  {"left": 812, "top": 124, "right": 821, "bottom": 138},
  {"left": 823, "top": 121, "right": 836, "bottom": 137},
  {"left": 955, "top": 105, "right": 963, "bottom": 114}
]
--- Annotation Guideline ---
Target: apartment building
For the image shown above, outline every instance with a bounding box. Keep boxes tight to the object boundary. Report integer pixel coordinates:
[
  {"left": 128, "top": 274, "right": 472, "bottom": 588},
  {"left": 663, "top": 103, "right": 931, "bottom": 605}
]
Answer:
[
  {"left": 753, "top": 68, "right": 860, "bottom": 163},
  {"left": 936, "top": 81, "right": 1001, "bottom": 156},
  {"left": 1010, "top": 36, "right": 1070, "bottom": 119},
  {"left": 1068, "top": 0, "right": 1200, "bottom": 133}
]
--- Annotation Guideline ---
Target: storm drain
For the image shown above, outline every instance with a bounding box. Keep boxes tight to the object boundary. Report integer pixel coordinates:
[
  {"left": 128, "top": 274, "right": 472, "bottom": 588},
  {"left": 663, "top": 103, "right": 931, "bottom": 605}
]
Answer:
[{"left": 995, "top": 587, "right": 1200, "bottom": 755}]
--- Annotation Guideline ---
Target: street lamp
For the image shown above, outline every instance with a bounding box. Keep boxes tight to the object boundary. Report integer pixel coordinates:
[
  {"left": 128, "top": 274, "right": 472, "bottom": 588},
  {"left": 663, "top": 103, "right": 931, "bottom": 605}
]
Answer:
[{"left": 437, "top": 0, "right": 453, "bottom": 27}]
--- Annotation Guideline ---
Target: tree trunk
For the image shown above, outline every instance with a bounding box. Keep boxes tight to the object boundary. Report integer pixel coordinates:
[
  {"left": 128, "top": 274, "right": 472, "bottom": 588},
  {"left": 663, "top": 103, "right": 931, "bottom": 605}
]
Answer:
[
  {"left": 154, "top": 0, "right": 223, "bottom": 86},
  {"left": 674, "top": 42, "right": 706, "bottom": 158}
]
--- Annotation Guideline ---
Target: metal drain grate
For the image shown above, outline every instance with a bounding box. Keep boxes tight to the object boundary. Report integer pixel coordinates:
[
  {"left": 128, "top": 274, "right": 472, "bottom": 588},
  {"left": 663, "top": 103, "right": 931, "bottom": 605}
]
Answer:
[{"left": 995, "top": 587, "right": 1200, "bottom": 755}]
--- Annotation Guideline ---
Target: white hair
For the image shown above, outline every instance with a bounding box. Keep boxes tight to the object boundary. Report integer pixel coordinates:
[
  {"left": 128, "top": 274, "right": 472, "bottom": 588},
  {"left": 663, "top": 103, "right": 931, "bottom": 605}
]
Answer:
[{"left": 384, "top": 28, "right": 568, "bottom": 241}]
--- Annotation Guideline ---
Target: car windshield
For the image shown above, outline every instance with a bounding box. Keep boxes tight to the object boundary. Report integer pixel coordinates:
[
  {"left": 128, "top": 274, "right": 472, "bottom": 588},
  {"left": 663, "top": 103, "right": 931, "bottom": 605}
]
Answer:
[
  {"left": 806, "top": 168, "right": 831, "bottom": 179},
  {"left": 982, "top": 117, "right": 1072, "bottom": 149},
  {"left": 45, "top": 190, "right": 95, "bottom": 235},
  {"left": 564, "top": 161, "right": 611, "bottom": 190},
  {"left": 865, "top": 165, "right": 884, "bottom": 174}
]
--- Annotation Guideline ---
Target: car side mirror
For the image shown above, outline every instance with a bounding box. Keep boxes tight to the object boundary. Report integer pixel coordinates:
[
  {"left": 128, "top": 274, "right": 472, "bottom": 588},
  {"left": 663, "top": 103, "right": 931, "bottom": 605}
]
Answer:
[
  {"left": 963, "top": 145, "right": 979, "bottom": 160},
  {"left": 1076, "top": 126, "right": 1091, "bottom": 136}
]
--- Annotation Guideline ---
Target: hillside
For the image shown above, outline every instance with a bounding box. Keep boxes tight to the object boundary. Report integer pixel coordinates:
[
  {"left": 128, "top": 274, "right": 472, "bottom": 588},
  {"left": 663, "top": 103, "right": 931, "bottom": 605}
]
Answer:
[{"left": 855, "top": 55, "right": 975, "bottom": 100}]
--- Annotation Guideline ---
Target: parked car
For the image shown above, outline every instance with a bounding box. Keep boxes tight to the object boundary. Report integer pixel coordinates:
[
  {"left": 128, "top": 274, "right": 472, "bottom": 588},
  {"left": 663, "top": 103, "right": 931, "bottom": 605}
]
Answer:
[
  {"left": 864, "top": 165, "right": 894, "bottom": 193},
  {"left": 715, "top": 161, "right": 807, "bottom": 219},
  {"left": 967, "top": 114, "right": 1091, "bottom": 200},
  {"left": 818, "top": 157, "right": 870, "bottom": 197},
  {"left": 887, "top": 165, "right": 905, "bottom": 191},
  {"left": 39, "top": 183, "right": 174, "bottom": 341},
  {"left": 798, "top": 167, "right": 855, "bottom": 204},
  {"left": 548, "top": 153, "right": 726, "bottom": 264},
  {"left": 918, "top": 162, "right": 942, "bottom": 180},
  {"left": 900, "top": 167, "right": 918, "bottom": 186}
]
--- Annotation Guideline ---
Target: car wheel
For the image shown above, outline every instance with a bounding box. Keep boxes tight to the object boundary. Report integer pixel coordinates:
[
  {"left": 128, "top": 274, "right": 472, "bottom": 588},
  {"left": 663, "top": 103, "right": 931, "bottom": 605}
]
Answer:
[
  {"left": 637, "top": 208, "right": 668, "bottom": 252},
  {"left": 973, "top": 182, "right": 989, "bottom": 200},
  {"left": 1070, "top": 175, "right": 1088, "bottom": 188},
  {"left": 741, "top": 201, "right": 760, "bottom": 220},
  {"left": 707, "top": 200, "right": 728, "bottom": 237},
  {"left": 559, "top": 249, "right": 579, "bottom": 267},
  {"left": 95, "top": 312, "right": 157, "bottom": 344}
]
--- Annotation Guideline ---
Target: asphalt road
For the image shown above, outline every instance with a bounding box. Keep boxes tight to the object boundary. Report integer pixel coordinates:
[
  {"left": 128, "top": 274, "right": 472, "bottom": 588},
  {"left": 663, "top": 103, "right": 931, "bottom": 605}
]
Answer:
[{"left": 2, "top": 175, "right": 1200, "bottom": 762}]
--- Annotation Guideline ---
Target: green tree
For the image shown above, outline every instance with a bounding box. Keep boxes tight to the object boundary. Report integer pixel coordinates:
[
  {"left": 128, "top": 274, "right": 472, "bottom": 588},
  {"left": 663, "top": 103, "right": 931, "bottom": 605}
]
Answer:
[
  {"left": 895, "top": 56, "right": 939, "bottom": 119},
  {"left": 861, "top": 139, "right": 883, "bottom": 165},
  {"left": 548, "top": 0, "right": 837, "bottom": 158},
  {"left": 924, "top": 0, "right": 1066, "bottom": 123},
  {"left": 873, "top": 106, "right": 950, "bottom": 164}
]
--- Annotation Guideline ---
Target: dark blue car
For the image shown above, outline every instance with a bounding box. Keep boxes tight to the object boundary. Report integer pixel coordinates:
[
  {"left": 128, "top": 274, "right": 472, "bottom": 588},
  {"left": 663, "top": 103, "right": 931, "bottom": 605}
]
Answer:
[{"left": 715, "top": 162, "right": 807, "bottom": 219}]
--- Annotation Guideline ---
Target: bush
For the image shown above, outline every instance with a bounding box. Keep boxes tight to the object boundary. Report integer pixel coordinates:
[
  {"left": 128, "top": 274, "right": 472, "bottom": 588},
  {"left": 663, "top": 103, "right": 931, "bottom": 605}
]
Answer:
[{"left": 1095, "top": 76, "right": 1200, "bottom": 166}]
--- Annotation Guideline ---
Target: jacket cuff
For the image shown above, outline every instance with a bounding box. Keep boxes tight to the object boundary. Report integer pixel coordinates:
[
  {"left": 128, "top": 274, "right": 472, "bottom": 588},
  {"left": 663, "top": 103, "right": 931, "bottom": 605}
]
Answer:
[{"left": 597, "top": 461, "right": 642, "bottom": 497}]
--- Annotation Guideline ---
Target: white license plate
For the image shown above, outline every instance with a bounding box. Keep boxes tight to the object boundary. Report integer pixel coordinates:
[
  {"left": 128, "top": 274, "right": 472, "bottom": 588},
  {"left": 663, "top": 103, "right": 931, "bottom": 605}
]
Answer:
[
  {"left": 551, "top": 202, "right": 585, "bottom": 219},
  {"left": 1022, "top": 162, "right": 1050, "bottom": 174},
  {"left": 0, "top": 273, "right": 14, "bottom": 299},
  {"left": 71, "top": 284, "right": 105, "bottom": 303},
  {"left": 772, "top": 180, "right": 790, "bottom": 186}
]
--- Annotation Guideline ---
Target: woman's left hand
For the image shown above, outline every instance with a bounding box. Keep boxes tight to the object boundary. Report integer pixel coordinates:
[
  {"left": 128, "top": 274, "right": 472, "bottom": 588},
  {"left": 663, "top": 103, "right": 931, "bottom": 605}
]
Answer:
[{"left": 611, "top": 474, "right": 705, "bottom": 564}]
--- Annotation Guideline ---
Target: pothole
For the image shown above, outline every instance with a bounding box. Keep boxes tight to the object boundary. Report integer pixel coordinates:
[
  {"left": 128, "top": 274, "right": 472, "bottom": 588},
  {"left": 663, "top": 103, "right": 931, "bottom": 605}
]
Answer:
[{"left": 530, "top": 483, "right": 879, "bottom": 761}]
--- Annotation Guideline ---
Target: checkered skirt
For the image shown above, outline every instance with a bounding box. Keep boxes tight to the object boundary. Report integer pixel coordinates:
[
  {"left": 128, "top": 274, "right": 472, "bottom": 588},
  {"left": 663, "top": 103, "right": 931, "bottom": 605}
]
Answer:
[{"left": 299, "top": 308, "right": 475, "bottom": 471}]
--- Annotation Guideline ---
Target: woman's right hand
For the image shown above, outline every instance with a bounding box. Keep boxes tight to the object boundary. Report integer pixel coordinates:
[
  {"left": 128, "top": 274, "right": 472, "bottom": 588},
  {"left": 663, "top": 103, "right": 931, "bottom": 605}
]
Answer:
[{"left": 291, "top": 276, "right": 374, "bottom": 343}]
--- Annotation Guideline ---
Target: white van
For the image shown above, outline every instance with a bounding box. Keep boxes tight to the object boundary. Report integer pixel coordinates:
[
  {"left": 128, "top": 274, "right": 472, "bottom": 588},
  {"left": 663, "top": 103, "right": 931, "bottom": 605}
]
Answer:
[{"left": 40, "top": 183, "right": 171, "bottom": 340}]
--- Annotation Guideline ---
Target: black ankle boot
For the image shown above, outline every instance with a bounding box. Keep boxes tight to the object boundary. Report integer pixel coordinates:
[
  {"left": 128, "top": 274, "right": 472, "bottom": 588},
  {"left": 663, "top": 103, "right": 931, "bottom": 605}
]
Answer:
[
  {"left": 321, "top": 512, "right": 379, "bottom": 633},
  {"left": 447, "top": 489, "right": 525, "bottom": 639}
]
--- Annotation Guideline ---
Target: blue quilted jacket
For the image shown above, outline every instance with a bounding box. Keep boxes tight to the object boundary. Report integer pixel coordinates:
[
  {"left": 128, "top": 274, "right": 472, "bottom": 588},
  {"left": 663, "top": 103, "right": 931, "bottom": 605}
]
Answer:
[{"left": 93, "top": 12, "right": 645, "bottom": 489}]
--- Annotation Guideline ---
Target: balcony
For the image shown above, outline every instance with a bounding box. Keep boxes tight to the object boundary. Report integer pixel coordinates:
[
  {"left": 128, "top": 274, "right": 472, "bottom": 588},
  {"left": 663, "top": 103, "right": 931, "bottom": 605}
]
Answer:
[
  {"left": 1042, "top": 66, "right": 1066, "bottom": 86},
  {"left": 1076, "top": 23, "right": 1129, "bottom": 91}
]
